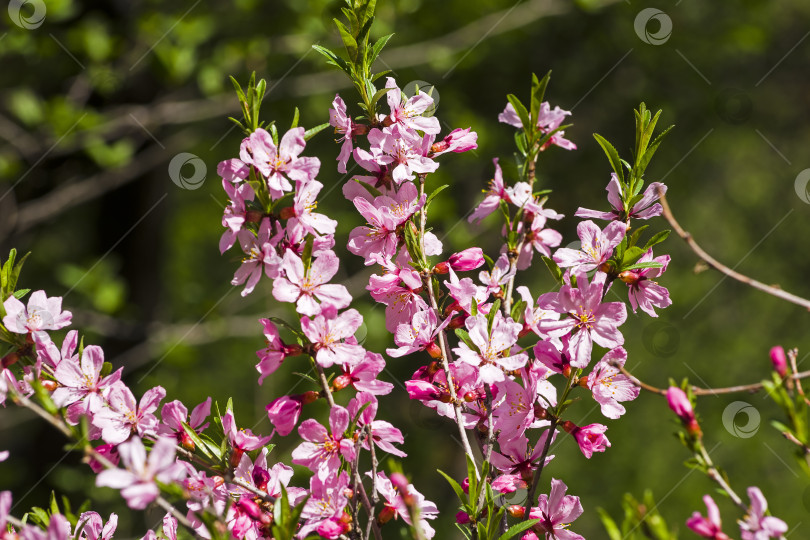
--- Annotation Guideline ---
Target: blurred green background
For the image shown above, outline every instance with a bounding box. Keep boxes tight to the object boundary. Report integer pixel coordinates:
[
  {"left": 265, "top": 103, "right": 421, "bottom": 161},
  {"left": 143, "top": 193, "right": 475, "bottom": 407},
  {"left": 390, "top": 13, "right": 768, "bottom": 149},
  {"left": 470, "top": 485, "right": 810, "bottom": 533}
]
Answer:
[{"left": 2, "top": 0, "right": 810, "bottom": 537}]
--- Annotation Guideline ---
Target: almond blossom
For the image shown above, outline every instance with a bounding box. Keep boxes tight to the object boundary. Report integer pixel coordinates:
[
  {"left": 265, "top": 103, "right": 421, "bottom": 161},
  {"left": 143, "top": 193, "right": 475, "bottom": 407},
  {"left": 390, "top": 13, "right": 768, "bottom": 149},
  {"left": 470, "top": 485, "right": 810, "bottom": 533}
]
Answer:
[
  {"left": 239, "top": 127, "right": 319, "bottom": 197},
  {"left": 553, "top": 219, "right": 627, "bottom": 273},
  {"left": 375, "top": 471, "right": 439, "bottom": 539},
  {"left": 291, "top": 406, "right": 355, "bottom": 478},
  {"left": 2, "top": 290, "right": 72, "bottom": 347},
  {"left": 687, "top": 495, "right": 729, "bottom": 540},
  {"left": 301, "top": 307, "right": 365, "bottom": 367},
  {"left": 285, "top": 179, "right": 337, "bottom": 237},
  {"left": 328, "top": 94, "right": 355, "bottom": 173},
  {"left": 272, "top": 250, "right": 351, "bottom": 316},
  {"left": 575, "top": 173, "right": 667, "bottom": 222},
  {"left": 218, "top": 160, "right": 254, "bottom": 254},
  {"left": 453, "top": 312, "right": 528, "bottom": 384},
  {"left": 585, "top": 347, "right": 639, "bottom": 419},
  {"left": 524, "top": 478, "right": 584, "bottom": 540},
  {"left": 52, "top": 345, "right": 122, "bottom": 421},
  {"left": 93, "top": 384, "right": 165, "bottom": 445},
  {"left": 74, "top": 511, "right": 118, "bottom": 540},
  {"left": 96, "top": 437, "right": 186, "bottom": 510},
  {"left": 620, "top": 248, "right": 672, "bottom": 317},
  {"left": 739, "top": 487, "right": 788, "bottom": 540},
  {"left": 365, "top": 124, "right": 438, "bottom": 185},
  {"left": 385, "top": 77, "right": 441, "bottom": 134},
  {"left": 232, "top": 218, "right": 282, "bottom": 296},
  {"left": 469, "top": 159, "right": 509, "bottom": 223},
  {"left": 334, "top": 351, "right": 394, "bottom": 395},
  {"left": 348, "top": 392, "right": 406, "bottom": 457},
  {"left": 387, "top": 309, "right": 449, "bottom": 358},
  {"left": 298, "top": 472, "right": 351, "bottom": 539},
  {"left": 499, "top": 101, "right": 576, "bottom": 151},
  {"left": 157, "top": 397, "right": 211, "bottom": 448}
]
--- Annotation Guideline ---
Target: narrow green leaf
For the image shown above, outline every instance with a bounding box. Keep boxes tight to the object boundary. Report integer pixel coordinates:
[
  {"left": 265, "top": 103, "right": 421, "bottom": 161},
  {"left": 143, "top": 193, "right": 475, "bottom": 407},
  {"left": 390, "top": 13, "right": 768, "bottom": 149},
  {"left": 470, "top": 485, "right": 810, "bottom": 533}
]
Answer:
[
  {"left": 643, "top": 230, "right": 670, "bottom": 251},
  {"left": 290, "top": 107, "right": 300, "bottom": 130},
  {"left": 437, "top": 469, "right": 467, "bottom": 504},
  {"left": 496, "top": 519, "right": 541, "bottom": 540},
  {"left": 334, "top": 19, "right": 358, "bottom": 61},
  {"left": 506, "top": 94, "right": 532, "bottom": 139},
  {"left": 593, "top": 133, "right": 624, "bottom": 184},
  {"left": 369, "top": 33, "right": 394, "bottom": 65},
  {"left": 541, "top": 255, "right": 563, "bottom": 284},
  {"left": 628, "top": 224, "right": 649, "bottom": 248},
  {"left": 597, "top": 508, "right": 623, "bottom": 540},
  {"left": 620, "top": 261, "right": 664, "bottom": 271},
  {"left": 530, "top": 71, "right": 550, "bottom": 126}
]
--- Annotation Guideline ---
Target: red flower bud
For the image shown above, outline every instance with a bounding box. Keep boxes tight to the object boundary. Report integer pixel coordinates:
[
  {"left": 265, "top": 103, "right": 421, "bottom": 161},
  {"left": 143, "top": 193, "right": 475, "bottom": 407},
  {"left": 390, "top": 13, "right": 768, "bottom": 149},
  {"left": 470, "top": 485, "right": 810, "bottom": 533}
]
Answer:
[
  {"left": 770, "top": 346, "right": 788, "bottom": 377},
  {"left": 447, "top": 248, "right": 485, "bottom": 271},
  {"left": 1, "top": 352, "right": 19, "bottom": 368},
  {"left": 378, "top": 505, "right": 397, "bottom": 525},
  {"left": 506, "top": 505, "right": 525, "bottom": 519},
  {"left": 618, "top": 270, "right": 640, "bottom": 284},
  {"left": 41, "top": 379, "right": 58, "bottom": 392},
  {"left": 332, "top": 373, "right": 352, "bottom": 391},
  {"left": 245, "top": 210, "right": 264, "bottom": 223},
  {"left": 278, "top": 206, "right": 296, "bottom": 220},
  {"left": 432, "top": 261, "right": 450, "bottom": 274},
  {"left": 426, "top": 341, "right": 443, "bottom": 359}
]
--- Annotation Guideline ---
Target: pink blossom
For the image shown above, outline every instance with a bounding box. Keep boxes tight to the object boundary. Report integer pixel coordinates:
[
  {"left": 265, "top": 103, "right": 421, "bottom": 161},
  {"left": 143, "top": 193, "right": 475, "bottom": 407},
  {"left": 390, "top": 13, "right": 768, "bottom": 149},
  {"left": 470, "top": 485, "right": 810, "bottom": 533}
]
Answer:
[
  {"left": 586, "top": 347, "right": 639, "bottom": 419},
  {"left": 218, "top": 161, "right": 254, "bottom": 254},
  {"left": 347, "top": 195, "right": 399, "bottom": 264},
  {"left": 272, "top": 250, "right": 351, "bottom": 316},
  {"left": 239, "top": 127, "right": 319, "bottom": 197},
  {"left": 348, "top": 392, "right": 406, "bottom": 457},
  {"left": 385, "top": 78, "right": 441, "bottom": 134},
  {"left": 222, "top": 409, "right": 272, "bottom": 455},
  {"left": 516, "top": 286, "right": 560, "bottom": 339},
  {"left": 492, "top": 371, "right": 556, "bottom": 439},
  {"left": 387, "top": 309, "right": 449, "bottom": 358},
  {"left": 479, "top": 254, "right": 515, "bottom": 295},
  {"left": 75, "top": 511, "right": 118, "bottom": 540},
  {"left": 36, "top": 329, "right": 78, "bottom": 369},
  {"left": 739, "top": 487, "right": 788, "bottom": 540},
  {"left": 575, "top": 174, "right": 667, "bottom": 221},
  {"left": 232, "top": 218, "right": 282, "bottom": 296},
  {"left": 445, "top": 247, "right": 485, "bottom": 272},
  {"left": 158, "top": 397, "right": 211, "bottom": 446},
  {"left": 2, "top": 290, "right": 72, "bottom": 347},
  {"left": 620, "top": 249, "right": 671, "bottom": 317},
  {"left": 374, "top": 472, "right": 438, "bottom": 539},
  {"left": 292, "top": 406, "right": 355, "bottom": 477},
  {"left": 526, "top": 478, "right": 584, "bottom": 540},
  {"left": 265, "top": 394, "right": 305, "bottom": 436},
  {"left": 329, "top": 94, "right": 355, "bottom": 173},
  {"left": 367, "top": 252, "right": 423, "bottom": 296},
  {"left": 516, "top": 214, "right": 563, "bottom": 270},
  {"left": 430, "top": 127, "right": 478, "bottom": 156},
  {"left": 567, "top": 422, "right": 611, "bottom": 458},
  {"left": 489, "top": 431, "right": 555, "bottom": 479},
  {"left": 445, "top": 268, "right": 489, "bottom": 315},
  {"left": 536, "top": 271, "right": 626, "bottom": 368},
  {"left": 301, "top": 308, "right": 365, "bottom": 367},
  {"left": 366, "top": 125, "right": 439, "bottom": 185},
  {"left": 52, "top": 345, "right": 121, "bottom": 419},
  {"left": 285, "top": 179, "right": 337, "bottom": 237},
  {"left": 335, "top": 351, "right": 394, "bottom": 395},
  {"left": 687, "top": 495, "right": 729, "bottom": 539},
  {"left": 553, "top": 220, "right": 627, "bottom": 273},
  {"left": 666, "top": 387, "right": 695, "bottom": 423},
  {"left": 96, "top": 437, "right": 186, "bottom": 510},
  {"left": 299, "top": 472, "right": 350, "bottom": 539},
  {"left": 499, "top": 102, "right": 576, "bottom": 150},
  {"left": 469, "top": 159, "right": 509, "bottom": 223},
  {"left": 141, "top": 514, "right": 177, "bottom": 540},
  {"left": 93, "top": 383, "right": 165, "bottom": 445},
  {"left": 88, "top": 443, "right": 119, "bottom": 474},
  {"left": 453, "top": 312, "right": 527, "bottom": 384},
  {"left": 371, "top": 284, "right": 430, "bottom": 333}
]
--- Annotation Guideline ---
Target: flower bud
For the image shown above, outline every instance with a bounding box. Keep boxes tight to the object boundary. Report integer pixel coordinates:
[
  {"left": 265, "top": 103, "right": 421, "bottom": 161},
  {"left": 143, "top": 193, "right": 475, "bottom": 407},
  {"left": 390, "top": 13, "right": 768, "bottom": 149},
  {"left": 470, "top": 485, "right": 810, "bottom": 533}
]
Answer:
[
  {"left": 179, "top": 430, "right": 196, "bottom": 452},
  {"left": 447, "top": 248, "right": 485, "bottom": 272},
  {"left": 377, "top": 505, "right": 397, "bottom": 525},
  {"left": 769, "top": 346, "right": 788, "bottom": 377},
  {"left": 252, "top": 468, "right": 270, "bottom": 492},
  {"left": 432, "top": 261, "right": 450, "bottom": 274},
  {"left": 461, "top": 477, "right": 470, "bottom": 494},
  {"left": 41, "top": 379, "right": 58, "bottom": 392},
  {"left": 463, "top": 391, "right": 478, "bottom": 402},
  {"left": 236, "top": 498, "right": 263, "bottom": 520},
  {"left": 456, "top": 511, "right": 471, "bottom": 524},
  {"left": 426, "top": 341, "right": 443, "bottom": 359},
  {"left": 447, "top": 314, "right": 467, "bottom": 330},
  {"left": 332, "top": 374, "right": 352, "bottom": 391},
  {"left": 278, "top": 207, "right": 296, "bottom": 220},
  {"left": 666, "top": 386, "right": 701, "bottom": 437},
  {"left": 300, "top": 391, "right": 320, "bottom": 405},
  {"left": 506, "top": 505, "right": 525, "bottom": 519},
  {"left": 618, "top": 270, "right": 640, "bottom": 284},
  {"left": 599, "top": 261, "right": 617, "bottom": 274},
  {"left": 245, "top": 210, "right": 264, "bottom": 223},
  {"left": 1, "top": 352, "right": 19, "bottom": 368}
]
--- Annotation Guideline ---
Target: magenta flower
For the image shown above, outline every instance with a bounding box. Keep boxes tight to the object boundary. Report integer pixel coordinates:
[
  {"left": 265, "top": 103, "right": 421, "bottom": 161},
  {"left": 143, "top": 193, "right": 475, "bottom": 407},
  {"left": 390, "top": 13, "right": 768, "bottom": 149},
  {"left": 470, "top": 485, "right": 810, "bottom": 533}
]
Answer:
[
  {"left": 232, "top": 218, "right": 283, "bottom": 296},
  {"left": 218, "top": 161, "right": 253, "bottom": 254},
  {"left": 157, "top": 397, "right": 211, "bottom": 447},
  {"left": 366, "top": 124, "right": 439, "bottom": 185},
  {"left": 537, "top": 271, "right": 627, "bottom": 368},
  {"left": 265, "top": 394, "right": 304, "bottom": 437},
  {"left": 499, "top": 102, "right": 576, "bottom": 151},
  {"left": 375, "top": 472, "right": 439, "bottom": 539},
  {"left": 430, "top": 127, "right": 478, "bottom": 156},
  {"left": 387, "top": 309, "right": 449, "bottom": 358},
  {"left": 286, "top": 179, "right": 337, "bottom": 237},
  {"left": 553, "top": 220, "right": 627, "bottom": 273},
  {"left": 291, "top": 405, "right": 355, "bottom": 477},
  {"left": 96, "top": 437, "right": 185, "bottom": 510},
  {"left": 666, "top": 386, "right": 701, "bottom": 437},
  {"left": 769, "top": 346, "right": 788, "bottom": 377},
  {"left": 489, "top": 431, "right": 555, "bottom": 480},
  {"left": 620, "top": 248, "right": 671, "bottom": 317},
  {"left": 526, "top": 478, "right": 584, "bottom": 540},
  {"left": 329, "top": 94, "right": 355, "bottom": 173},
  {"left": 348, "top": 392, "right": 406, "bottom": 457},
  {"left": 687, "top": 495, "right": 729, "bottom": 539},
  {"left": 739, "top": 487, "right": 788, "bottom": 540},
  {"left": 347, "top": 195, "right": 399, "bottom": 264},
  {"left": 516, "top": 213, "right": 563, "bottom": 270},
  {"left": 453, "top": 312, "right": 528, "bottom": 384},
  {"left": 445, "top": 268, "right": 489, "bottom": 315},
  {"left": 93, "top": 383, "right": 165, "bottom": 445},
  {"left": 479, "top": 253, "right": 515, "bottom": 294},
  {"left": 255, "top": 318, "right": 294, "bottom": 384},
  {"left": 239, "top": 127, "right": 319, "bottom": 198},
  {"left": 222, "top": 409, "right": 272, "bottom": 455},
  {"left": 516, "top": 286, "right": 560, "bottom": 338},
  {"left": 492, "top": 374, "right": 556, "bottom": 440},
  {"left": 299, "top": 471, "right": 350, "bottom": 539},
  {"left": 36, "top": 329, "right": 78, "bottom": 369},
  {"left": 445, "top": 247, "right": 486, "bottom": 272},
  {"left": 385, "top": 77, "right": 441, "bottom": 135},
  {"left": 75, "top": 511, "right": 118, "bottom": 540},
  {"left": 371, "top": 285, "right": 430, "bottom": 333},
  {"left": 575, "top": 173, "right": 667, "bottom": 221},
  {"left": 301, "top": 308, "right": 365, "bottom": 367},
  {"left": 2, "top": 290, "right": 72, "bottom": 347},
  {"left": 52, "top": 345, "right": 121, "bottom": 419},
  {"left": 566, "top": 422, "right": 611, "bottom": 458},
  {"left": 88, "top": 443, "right": 119, "bottom": 474},
  {"left": 585, "top": 347, "right": 639, "bottom": 419},
  {"left": 272, "top": 250, "right": 351, "bottom": 316},
  {"left": 469, "top": 158, "right": 509, "bottom": 223},
  {"left": 335, "top": 351, "right": 394, "bottom": 395}
]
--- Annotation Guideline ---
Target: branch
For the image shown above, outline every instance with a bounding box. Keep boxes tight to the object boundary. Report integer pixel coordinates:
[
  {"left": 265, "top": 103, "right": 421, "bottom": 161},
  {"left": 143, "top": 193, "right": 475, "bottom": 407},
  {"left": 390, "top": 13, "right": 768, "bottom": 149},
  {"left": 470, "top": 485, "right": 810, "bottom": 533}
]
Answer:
[{"left": 658, "top": 188, "right": 810, "bottom": 311}]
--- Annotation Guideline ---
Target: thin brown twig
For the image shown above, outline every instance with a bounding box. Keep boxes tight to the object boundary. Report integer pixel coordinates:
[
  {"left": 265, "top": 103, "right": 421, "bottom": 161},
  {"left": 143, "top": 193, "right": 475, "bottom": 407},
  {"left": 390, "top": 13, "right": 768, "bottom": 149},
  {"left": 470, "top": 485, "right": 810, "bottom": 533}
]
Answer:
[{"left": 658, "top": 188, "right": 810, "bottom": 311}]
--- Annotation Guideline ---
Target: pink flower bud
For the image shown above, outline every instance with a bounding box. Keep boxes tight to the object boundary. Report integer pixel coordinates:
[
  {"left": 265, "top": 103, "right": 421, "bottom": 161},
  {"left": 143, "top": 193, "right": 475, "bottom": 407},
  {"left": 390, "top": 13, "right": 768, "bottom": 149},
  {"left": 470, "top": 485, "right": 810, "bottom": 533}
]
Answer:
[
  {"left": 666, "top": 387, "right": 694, "bottom": 421},
  {"left": 265, "top": 395, "right": 303, "bottom": 436},
  {"left": 447, "top": 248, "right": 485, "bottom": 271},
  {"left": 236, "top": 498, "right": 262, "bottom": 520},
  {"left": 456, "top": 511, "right": 471, "bottom": 524},
  {"left": 769, "top": 346, "right": 787, "bottom": 377}
]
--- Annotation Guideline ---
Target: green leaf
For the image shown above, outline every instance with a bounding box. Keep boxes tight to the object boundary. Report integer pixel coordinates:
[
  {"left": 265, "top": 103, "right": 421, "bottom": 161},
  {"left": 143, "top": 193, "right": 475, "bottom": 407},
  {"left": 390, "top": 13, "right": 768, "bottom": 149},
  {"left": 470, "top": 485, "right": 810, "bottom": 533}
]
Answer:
[
  {"left": 637, "top": 124, "right": 674, "bottom": 178},
  {"left": 620, "top": 261, "right": 664, "bottom": 271},
  {"left": 510, "top": 299, "right": 527, "bottom": 323},
  {"left": 455, "top": 328, "right": 476, "bottom": 351},
  {"left": 425, "top": 184, "right": 449, "bottom": 211},
  {"left": 496, "top": 519, "right": 541, "bottom": 540},
  {"left": 593, "top": 133, "right": 624, "bottom": 184},
  {"left": 487, "top": 299, "right": 501, "bottom": 334},
  {"left": 181, "top": 423, "right": 212, "bottom": 459},
  {"left": 99, "top": 362, "right": 112, "bottom": 377},
  {"left": 311, "top": 45, "right": 351, "bottom": 74},
  {"left": 628, "top": 224, "right": 649, "bottom": 248},
  {"left": 643, "top": 230, "right": 670, "bottom": 251},
  {"left": 530, "top": 71, "right": 550, "bottom": 127},
  {"left": 369, "top": 33, "right": 394, "bottom": 65},
  {"left": 334, "top": 19, "right": 358, "bottom": 62},
  {"left": 541, "top": 255, "right": 563, "bottom": 284},
  {"left": 506, "top": 94, "right": 532, "bottom": 139},
  {"left": 303, "top": 122, "right": 330, "bottom": 141},
  {"left": 597, "top": 508, "right": 623, "bottom": 540},
  {"left": 290, "top": 107, "right": 300, "bottom": 129},
  {"left": 622, "top": 246, "right": 646, "bottom": 265},
  {"left": 369, "top": 86, "right": 391, "bottom": 109},
  {"left": 12, "top": 288, "right": 30, "bottom": 300}
]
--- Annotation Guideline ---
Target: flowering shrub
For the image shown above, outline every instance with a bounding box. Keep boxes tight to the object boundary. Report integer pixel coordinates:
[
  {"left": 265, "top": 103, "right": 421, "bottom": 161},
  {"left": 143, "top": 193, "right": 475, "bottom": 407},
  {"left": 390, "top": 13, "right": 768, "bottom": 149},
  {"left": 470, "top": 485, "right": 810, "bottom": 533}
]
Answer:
[{"left": 1, "top": 2, "right": 807, "bottom": 539}]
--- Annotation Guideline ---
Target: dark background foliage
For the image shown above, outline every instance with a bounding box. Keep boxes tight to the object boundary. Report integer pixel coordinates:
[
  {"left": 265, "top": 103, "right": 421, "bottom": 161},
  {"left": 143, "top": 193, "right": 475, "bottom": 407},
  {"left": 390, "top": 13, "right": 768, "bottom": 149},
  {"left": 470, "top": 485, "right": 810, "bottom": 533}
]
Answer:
[{"left": 2, "top": 0, "right": 810, "bottom": 537}]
